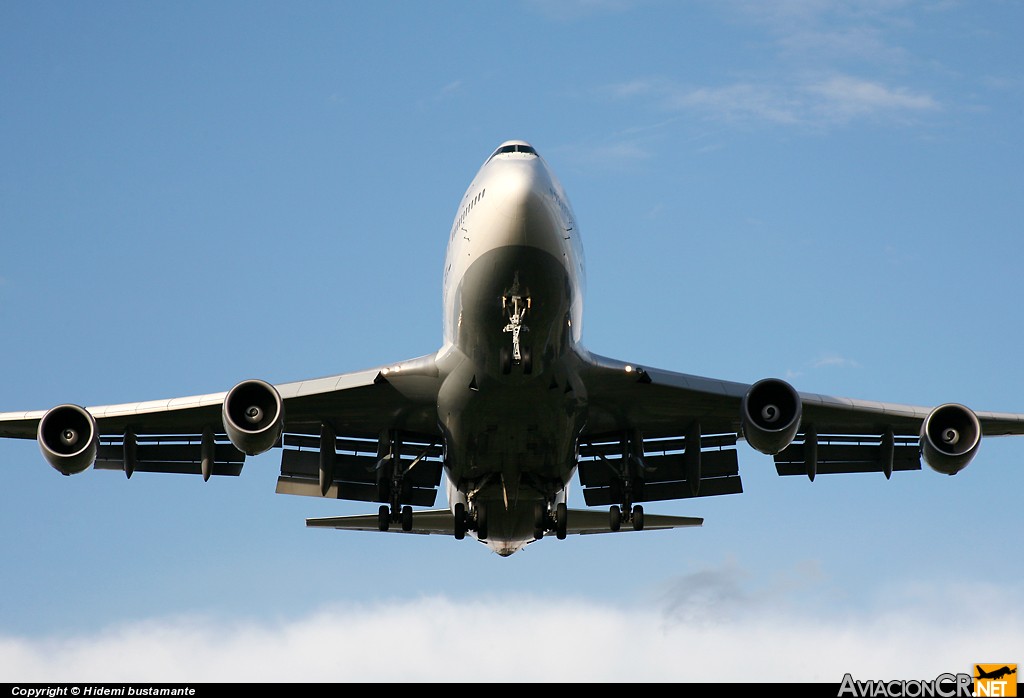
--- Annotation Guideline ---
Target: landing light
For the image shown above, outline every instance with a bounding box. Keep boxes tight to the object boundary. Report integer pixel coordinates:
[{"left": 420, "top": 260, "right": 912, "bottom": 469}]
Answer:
[{"left": 625, "top": 365, "right": 633, "bottom": 373}]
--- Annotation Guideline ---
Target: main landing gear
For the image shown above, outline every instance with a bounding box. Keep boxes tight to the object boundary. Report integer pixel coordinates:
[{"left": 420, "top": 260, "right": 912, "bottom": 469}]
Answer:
[
  {"left": 374, "top": 431, "right": 438, "bottom": 533},
  {"left": 534, "top": 501, "right": 568, "bottom": 540},
  {"left": 377, "top": 504, "right": 414, "bottom": 532},
  {"left": 453, "top": 502, "right": 488, "bottom": 541},
  {"left": 597, "top": 430, "right": 646, "bottom": 532},
  {"left": 608, "top": 503, "right": 644, "bottom": 532}
]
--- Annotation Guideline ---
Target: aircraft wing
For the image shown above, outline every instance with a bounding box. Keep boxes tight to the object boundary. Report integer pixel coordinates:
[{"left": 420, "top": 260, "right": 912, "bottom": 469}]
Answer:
[
  {"left": 574, "top": 349, "right": 1024, "bottom": 507},
  {"left": 0, "top": 353, "right": 446, "bottom": 503}
]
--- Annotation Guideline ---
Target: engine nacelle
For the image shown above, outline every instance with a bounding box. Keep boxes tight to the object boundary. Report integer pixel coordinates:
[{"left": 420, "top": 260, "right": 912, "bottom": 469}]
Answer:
[
  {"left": 920, "top": 403, "right": 980, "bottom": 475},
  {"left": 741, "top": 378, "right": 802, "bottom": 455},
  {"left": 37, "top": 404, "right": 98, "bottom": 476},
  {"left": 222, "top": 379, "right": 284, "bottom": 456}
]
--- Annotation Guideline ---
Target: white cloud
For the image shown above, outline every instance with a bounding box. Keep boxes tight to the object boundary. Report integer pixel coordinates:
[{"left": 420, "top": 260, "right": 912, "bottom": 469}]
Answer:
[
  {"left": 603, "top": 74, "right": 939, "bottom": 128},
  {"left": 2, "top": 574, "right": 1020, "bottom": 683},
  {"left": 439, "top": 79, "right": 463, "bottom": 96},
  {"left": 604, "top": 78, "right": 667, "bottom": 100},
  {"left": 813, "top": 354, "right": 862, "bottom": 370},
  {"left": 723, "top": 0, "right": 918, "bottom": 65},
  {"left": 668, "top": 83, "right": 804, "bottom": 125},
  {"left": 806, "top": 75, "right": 939, "bottom": 122},
  {"left": 596, "top": 1, "right": 946, "bottom": 131}
]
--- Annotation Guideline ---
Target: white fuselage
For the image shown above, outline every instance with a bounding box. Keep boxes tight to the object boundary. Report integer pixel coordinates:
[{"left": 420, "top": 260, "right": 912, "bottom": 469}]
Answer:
[
  {"left": 441, "top": 146, "right": 585, "bottom": 349},
  {"left": 435, "top": 142, "right": 587, "bottom": 555}
]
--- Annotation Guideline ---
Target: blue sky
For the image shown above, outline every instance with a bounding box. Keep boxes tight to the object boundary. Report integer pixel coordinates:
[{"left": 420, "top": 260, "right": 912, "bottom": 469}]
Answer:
[{"left": 1, "top": 0, "right": 1022, "bottom": 682}]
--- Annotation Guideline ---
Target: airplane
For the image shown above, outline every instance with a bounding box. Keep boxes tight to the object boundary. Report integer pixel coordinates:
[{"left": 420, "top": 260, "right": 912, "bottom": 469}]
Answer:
[
  {"left": 975, "top": 666, "right": 1017, "bottom": 681},
  {"left": 2, "top": 139, "right": 1024, "bottom": 557}
]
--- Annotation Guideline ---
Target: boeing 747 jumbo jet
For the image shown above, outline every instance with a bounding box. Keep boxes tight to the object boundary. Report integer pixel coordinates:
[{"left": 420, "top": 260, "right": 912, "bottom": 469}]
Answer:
[{"left": 2, "top": 140, "right": 1023, "bottom": 556}]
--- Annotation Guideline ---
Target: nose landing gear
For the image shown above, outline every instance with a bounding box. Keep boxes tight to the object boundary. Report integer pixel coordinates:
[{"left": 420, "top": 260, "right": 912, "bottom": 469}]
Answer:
[{"left": 502, "top": 292, "right": 532, "bottom": 375}]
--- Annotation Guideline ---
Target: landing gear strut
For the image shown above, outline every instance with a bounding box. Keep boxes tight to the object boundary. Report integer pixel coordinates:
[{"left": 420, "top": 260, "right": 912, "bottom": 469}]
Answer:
[
  {"left": 597, "top": 430, "right": 647, "bottom": 532},
  {"left": 476, "top": 505, "right": 488, "bottom": 541},
  {"left": 374, "top": 430, "right": 438, "bottom": 533},
  {"left": 502, "top": 289, "right": 532, "bottom": 374}
]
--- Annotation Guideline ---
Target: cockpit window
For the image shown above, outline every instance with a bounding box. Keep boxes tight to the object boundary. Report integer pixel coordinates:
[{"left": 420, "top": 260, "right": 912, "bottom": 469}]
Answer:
[{"left": 487, "top": 144, "right": 538, "bottom": 162}]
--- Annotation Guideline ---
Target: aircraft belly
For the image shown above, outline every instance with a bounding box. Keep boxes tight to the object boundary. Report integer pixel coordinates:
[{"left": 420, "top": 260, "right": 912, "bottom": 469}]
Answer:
[
  {"left": 438, "top": 244, "right": 586, "bottom": 490},
  {"left": 476, "top": 493, "right": 540, "bottom": 556}
]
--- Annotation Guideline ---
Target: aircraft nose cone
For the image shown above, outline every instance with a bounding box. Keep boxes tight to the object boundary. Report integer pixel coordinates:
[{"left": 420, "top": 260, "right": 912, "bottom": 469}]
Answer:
[
  {"left": 492, "top": 161, "right": 544, "bottom": 224},
  {"left": 488, "top": 160, "right": 563, "bottom": 253}
]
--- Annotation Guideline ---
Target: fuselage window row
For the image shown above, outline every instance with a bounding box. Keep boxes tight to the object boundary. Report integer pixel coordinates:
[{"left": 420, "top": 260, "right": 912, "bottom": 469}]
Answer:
[{"left": 453, "top": 188, "right": 486, "bottom": 236}]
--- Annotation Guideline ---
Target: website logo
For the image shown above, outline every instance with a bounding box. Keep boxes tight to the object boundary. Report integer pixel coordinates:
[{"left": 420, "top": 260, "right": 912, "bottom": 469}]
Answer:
[
  {"left": 838, "top": 673, "right": 972, "bottom": 696},
  {"left": 974, "top": 664, "right": 1017, "bottom": 697}
]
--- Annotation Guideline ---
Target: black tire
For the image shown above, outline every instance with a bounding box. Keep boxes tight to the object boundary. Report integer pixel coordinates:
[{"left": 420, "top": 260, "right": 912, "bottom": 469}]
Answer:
[
  {"left": 378, "top": 504, "right": 390, "bottom": 532},
  {"left": 401, "top": 505, "right": 413, "bottom": 532},
  {"left": 476, "top": 504, "right": 488, "bottom": 541},
  {"left": 533, "top": 501, "right": 546, "bottom": 540},
  {"left": 534, "top": 502, "right": 548, "bottom": 529},
  {"left": 609, "top": 505, "right": 621, "bottom": 532},
  {"left": 522, "top": 347, "right": 533, "bottom": 375},
  {"left": 555, "top": 501, "right": 568, "bottom": 540},
  {"left": 632, "top": 504, "right": 645, "bottom": 531},
  {"left": 453, "top": 502, "right": 466, "bottom": 540},
  {"left": 500, "top": 346, "right": 511, "bottom": 375}
]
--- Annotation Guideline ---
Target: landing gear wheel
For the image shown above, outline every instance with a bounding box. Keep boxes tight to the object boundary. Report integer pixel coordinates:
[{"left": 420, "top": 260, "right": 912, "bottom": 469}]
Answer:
[
  {"left": 609, "top": 505, "right": 621, "bottom": 532},
  {"left": 500, "top": 346, "right": 511, "bottom": 375},
  {"left": 453, "top": 502, "right": 466, "bottom": 540},
  {"left": 522, "top": 347, "right": 533, "bottom": 375},
  {"left": 476, "top": 504, "right": 488, "bottom": 541},
  {"left": 632, "top": 504, "right": 644, "bottom": 531},
  {"left": 555, "top": 501, "right": 568, "bottom": 540},
  {"left": 401, "top": 505, "right": 413, "bottom": 532},
  {"left": 378, "top": 504, "right": 390, "bottom": 532},
  {"left": 533, "top": 502, "right": 546, "bottom": 540}
]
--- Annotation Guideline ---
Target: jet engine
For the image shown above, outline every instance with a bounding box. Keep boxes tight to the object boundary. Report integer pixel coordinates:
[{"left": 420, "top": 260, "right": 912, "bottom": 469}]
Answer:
[
  {"left": 920, "top": 403, "right": 981, "bottom": 475},
  {"left": 741, "top": 378, "right": 802, "bottom": 455},
  {"left": 37, "top": 404, "right": 98, "bottom": 475},
  {"left": 222, "top": 379, "right": 284, "bottom": 456}
]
